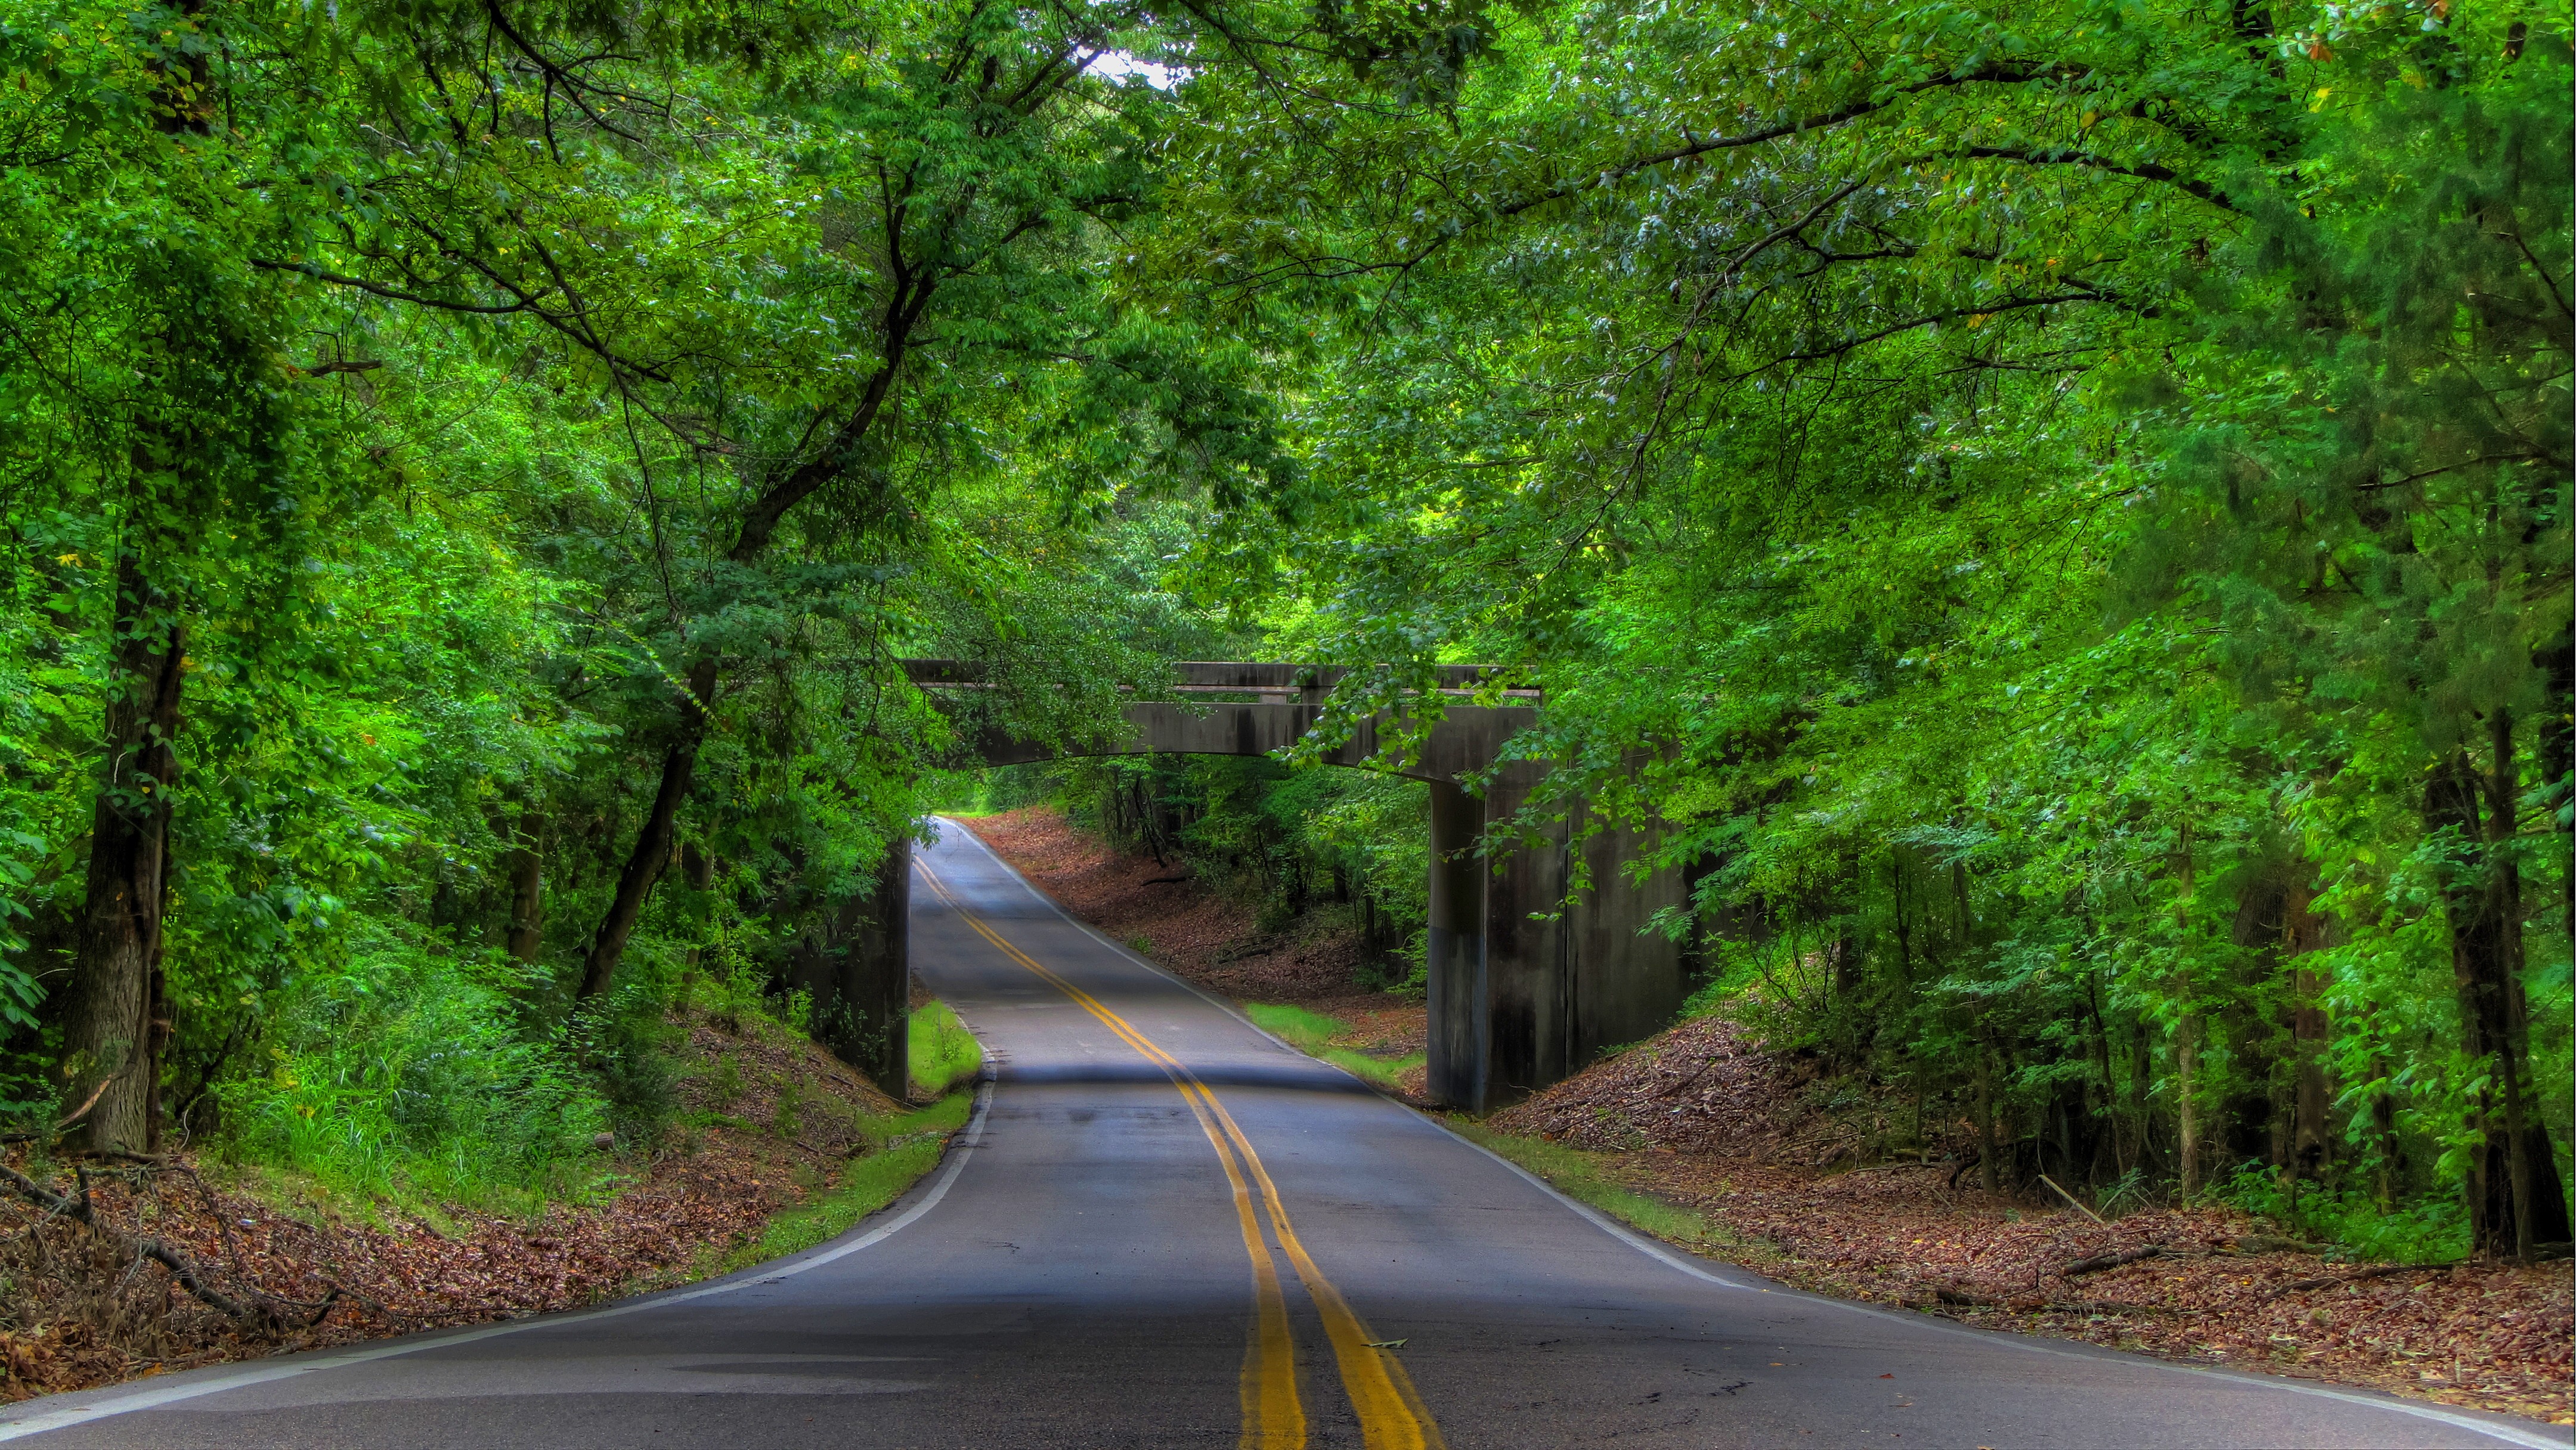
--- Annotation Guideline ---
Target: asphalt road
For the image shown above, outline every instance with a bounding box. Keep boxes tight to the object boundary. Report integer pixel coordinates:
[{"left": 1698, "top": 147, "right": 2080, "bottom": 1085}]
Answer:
[{"left": 2, "top": 819, "right": 2564, "bottom": 1449}]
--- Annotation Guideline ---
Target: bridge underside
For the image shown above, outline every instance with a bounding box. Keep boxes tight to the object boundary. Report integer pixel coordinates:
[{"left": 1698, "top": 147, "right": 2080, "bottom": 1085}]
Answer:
[{"left": 907, "top": 668, "right": 1693, "bottom": 1112}]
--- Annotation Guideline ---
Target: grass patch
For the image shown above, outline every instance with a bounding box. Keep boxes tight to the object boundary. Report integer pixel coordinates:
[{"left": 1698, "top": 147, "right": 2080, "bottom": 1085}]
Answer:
[
  {"left": 1245, "top": 1003, "right": 1425, "bottom": 1090},
  {"left": 705, "top": 1092, "right": 977, "bottom": 1278},
  {"left": 909, "top": 1000, "right": 982, "bottom": 1099},
  {"left": 1319, "top": 1048, "right": 1425, "bottom": 1089},
  {"left": 1445, "top": 1120, "right": 1753, "bottom": 1259},
  {"left": 1246, "top": 1002, "right": 1346, "bottom": 1052}
]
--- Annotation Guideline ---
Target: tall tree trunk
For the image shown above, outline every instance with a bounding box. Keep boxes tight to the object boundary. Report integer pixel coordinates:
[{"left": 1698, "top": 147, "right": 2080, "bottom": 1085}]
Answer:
[
  {"left": 2283, "top": 875, "right": 2333, "bottom": 1183},
  {"left": 2129, "top": 1018, "right": 2156, "bottom": 1175},
  {"left": 64, "top": 558, "right": 187, "bottom": 1154},
  {"left": 2176, "top": 1012, "right": 2203, "bottom": 1197},
  {"left": 1891, "top": 846, "right": 1912, "bottom": 982},
  {"left": 1974, "top": 1042, "right": 2001, "bottom": 1196},
  {"left": 2368, "top": 1049, "right": 2403, "bottom": 1209},
  {"left": 2174, "top": 824, "right": 2202, "bottom": 1197},
  {"left": 2482, "top": 710, "right": 2547, "bottom": 1261},
  {"left": 2426, "top": 725, "right": 2571, "bottom": 1259},
  {"left": 503, "top": 808, "right": 546, "bottom": 963}
]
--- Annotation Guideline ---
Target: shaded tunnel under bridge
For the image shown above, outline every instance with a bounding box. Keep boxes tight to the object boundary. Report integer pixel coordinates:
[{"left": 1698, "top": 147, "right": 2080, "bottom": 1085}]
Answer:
[{"left": 806, "top": 661, "right": 1693, "bottom": 1113}]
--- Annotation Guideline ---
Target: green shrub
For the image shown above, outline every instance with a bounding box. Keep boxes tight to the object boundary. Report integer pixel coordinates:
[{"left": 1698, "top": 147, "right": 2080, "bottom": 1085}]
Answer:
[
  {"left": 2216, "top": 1164, "right": 2472, "bottom": 1264},
  {"left": 215, "top": 924, "right": 609, "bottom": 1212},
  {"left": 586, "top": 992, "right": 685, "bottom": 1145},
  {"left": 908, "top": 1001, "right": 981, "bottom": 1098},
  {"left": 704, "top": 1053, "right": 744, "bottom": 1110}
]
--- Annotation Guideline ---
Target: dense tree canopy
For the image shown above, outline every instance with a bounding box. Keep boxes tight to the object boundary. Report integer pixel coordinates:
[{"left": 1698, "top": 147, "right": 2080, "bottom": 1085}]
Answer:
[{"left": 1, "top": 0, "right": 2565, "bottom": 1258}]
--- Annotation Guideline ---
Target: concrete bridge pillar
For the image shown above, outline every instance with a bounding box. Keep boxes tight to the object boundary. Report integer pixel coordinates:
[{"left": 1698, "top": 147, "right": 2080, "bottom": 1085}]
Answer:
[
  {"left": 792, "top": 837, "right": 912, "bottom": 1098},
  {"left": 1431, "top": 765, "right": 1694, "bottom": 1115},
  {"left": 1425, "top": 782, "right": 1491, "bottom": 1110}
]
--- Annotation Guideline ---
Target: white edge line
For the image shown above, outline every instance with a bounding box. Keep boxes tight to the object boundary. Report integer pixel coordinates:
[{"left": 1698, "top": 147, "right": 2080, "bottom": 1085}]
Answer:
[
  {"left": 1435, "top": 1119, "right": 2568, "bottom": 1448},
  {"left": 0, "top": 1074, "right": 996, "bottom": 1443},
  {"left": 1434, "top": 1067, "right": 2568, "bottom": 1449},
  {"left": 933, "top": 819, "right": 2571, "bottom": 1450}
]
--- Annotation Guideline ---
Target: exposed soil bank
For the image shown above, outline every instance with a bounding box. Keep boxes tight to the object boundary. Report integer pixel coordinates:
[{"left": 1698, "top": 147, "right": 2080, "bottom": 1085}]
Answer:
[{"left": 0, "top": 1006, "right": 961, "bottom": 1402}]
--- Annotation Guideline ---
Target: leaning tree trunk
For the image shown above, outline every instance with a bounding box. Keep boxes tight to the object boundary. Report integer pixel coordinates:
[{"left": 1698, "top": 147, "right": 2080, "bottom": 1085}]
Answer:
[
  {"left": 63, "top": 557, "right": 187, "bottom": 1154},
  {"left": 577, "top": 732, "right": 701, "bottom": 999},
  {"left": 574, "top": 284, "right": 925, "bottom": 1002},
  {"left": 2173, "top": 823, "right": 2203, "bottom": 1197}
]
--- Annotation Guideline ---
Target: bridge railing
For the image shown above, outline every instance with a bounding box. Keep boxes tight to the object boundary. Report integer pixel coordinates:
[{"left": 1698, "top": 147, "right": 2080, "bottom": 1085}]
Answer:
[{"left": 899, "top": 659, "right": 1541, "bottom": 704}]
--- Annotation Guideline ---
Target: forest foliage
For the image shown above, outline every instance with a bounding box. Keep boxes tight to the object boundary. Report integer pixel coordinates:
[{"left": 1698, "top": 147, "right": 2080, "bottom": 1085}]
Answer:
[{"left": 0, "top": 0, "right": 2566, "bottom": 1265}]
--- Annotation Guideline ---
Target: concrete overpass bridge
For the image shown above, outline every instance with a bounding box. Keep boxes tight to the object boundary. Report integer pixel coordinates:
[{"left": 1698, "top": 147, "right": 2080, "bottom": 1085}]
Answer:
[{"left": 804, "top": 662, "right": 1689, "bottom": 1113}]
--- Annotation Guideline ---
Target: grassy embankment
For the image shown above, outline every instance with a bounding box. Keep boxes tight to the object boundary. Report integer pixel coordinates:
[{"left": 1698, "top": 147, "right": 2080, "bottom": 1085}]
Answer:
[
  {"left": 701, "top": 1000, "right": 985, "bottom": 1275},
  {"left": 1244, "top": 1003, "right": 1423, "bottom": 1092},
  {"left": 1443, "top": 1121, "right": 1758, "bottom": 1260}
]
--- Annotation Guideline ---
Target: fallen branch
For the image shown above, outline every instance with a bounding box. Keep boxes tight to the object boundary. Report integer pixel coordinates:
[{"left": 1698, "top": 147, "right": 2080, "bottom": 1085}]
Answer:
[
  {"left": 0, "top": 1163, "right": 264, "bottom": 1323},
  {"left": 2271, "top": 1262, "right": 2457, "bottom": 1296},
  {"left": 1652, "top": 1054, "right": 1730, "bottom": 1098},
  {"left": 2061, "top": 1244, "right": 2163, "bottom": 1278},
  {"left": 2038, "top": 1174, "right": 2107, "bottom": 1225}
]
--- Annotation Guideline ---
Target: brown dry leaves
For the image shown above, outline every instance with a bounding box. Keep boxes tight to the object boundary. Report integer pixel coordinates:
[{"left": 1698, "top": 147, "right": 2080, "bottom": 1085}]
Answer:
[
  {"left": 1498, "top": 1016, "right": 2574, "bottom": 1426},
  {"left": 0, "top": 1007, "right": 905, "bottom": 1403}
]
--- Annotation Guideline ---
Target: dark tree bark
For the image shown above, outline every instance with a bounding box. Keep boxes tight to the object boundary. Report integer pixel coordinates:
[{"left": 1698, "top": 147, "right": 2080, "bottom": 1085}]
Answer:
[
  {"left": 63, "top": 558, "right": 187, "bottom": 1154},
  {"left": 503, "top": 808, "right": 546, "bottom": 963},
  {"left": 2283, "top": 876, "right": 2333, "bottom": 1183},
  {"left": 1973, "top": 1042, "right": 2002, "bottom": 1196},
  {"left": 2426, "top": 724, "right": 2572, "bottom": 1259},
  {"left": 577, "top": 733, "right": 699, "bottom": 999}
]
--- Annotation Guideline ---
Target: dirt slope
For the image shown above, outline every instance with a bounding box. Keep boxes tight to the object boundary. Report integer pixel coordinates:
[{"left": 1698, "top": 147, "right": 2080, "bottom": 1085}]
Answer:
[{"left": 0, "top": 1006, "right": 911, "bottom": 1402}]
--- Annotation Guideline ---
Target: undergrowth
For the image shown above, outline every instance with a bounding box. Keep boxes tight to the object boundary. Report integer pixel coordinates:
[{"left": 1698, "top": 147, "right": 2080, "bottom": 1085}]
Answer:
[
  {"left": 2215, "top": 1164, "right": 2474, "bottom": 1264},
  {"left": 211, "top": 922, "right": 618, "bottom": 1219},
  {"left": 909, "top": 1001, "right": 982, "bottom": 1098}
]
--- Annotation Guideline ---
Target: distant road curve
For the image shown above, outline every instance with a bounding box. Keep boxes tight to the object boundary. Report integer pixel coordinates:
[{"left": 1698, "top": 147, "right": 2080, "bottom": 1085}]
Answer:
[{"left": 0, "top": 819, "right": 2562, "bottom": 1448}]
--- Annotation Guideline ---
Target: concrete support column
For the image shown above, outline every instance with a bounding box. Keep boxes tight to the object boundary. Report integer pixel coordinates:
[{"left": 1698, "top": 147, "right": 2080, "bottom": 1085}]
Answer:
[
  {"left": 1424, "top": 782, "right": 1488, "bottom": 1110},
  {"left": 1563, "top": 816, "right": 1692, "bottom": 1067},
  {"left": 1479, "top": 763, "right": 1568, "bottom": 1110},
  {"left": 821, "top": 836, "right": 912, "bottom": 1098}
]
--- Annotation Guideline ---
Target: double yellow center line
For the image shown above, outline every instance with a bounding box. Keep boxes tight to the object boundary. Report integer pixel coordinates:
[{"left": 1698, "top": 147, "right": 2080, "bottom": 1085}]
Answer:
[{"left": 916, "top": 860, "right": 1443, "bottom": 1450}]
